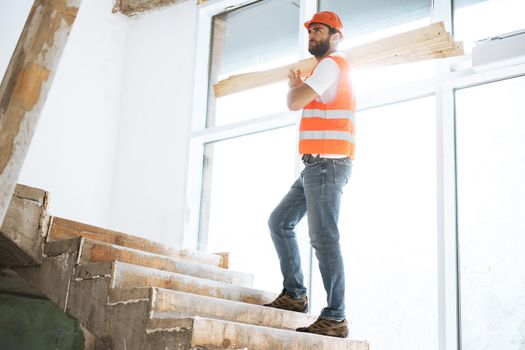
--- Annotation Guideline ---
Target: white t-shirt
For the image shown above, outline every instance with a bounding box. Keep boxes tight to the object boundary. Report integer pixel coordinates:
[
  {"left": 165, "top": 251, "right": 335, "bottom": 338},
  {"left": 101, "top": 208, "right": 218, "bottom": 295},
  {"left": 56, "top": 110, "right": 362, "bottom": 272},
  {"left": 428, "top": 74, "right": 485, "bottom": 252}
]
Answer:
[
  {"left": 303, "top": 51, "right": 347, "bottom": 159},
  {"left": 304, "top": 51, "right": 345, "bottom": 104}
]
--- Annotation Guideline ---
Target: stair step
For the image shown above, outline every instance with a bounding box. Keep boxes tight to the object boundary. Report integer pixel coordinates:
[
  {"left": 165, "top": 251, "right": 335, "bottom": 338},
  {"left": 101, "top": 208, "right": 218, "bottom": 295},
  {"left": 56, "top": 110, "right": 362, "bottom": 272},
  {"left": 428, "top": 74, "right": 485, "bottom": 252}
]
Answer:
[
  {"left": 109, "top": 287, "right": 316, "bottom": 331},
  {"left": 5, "top": 184, "right": 372, "bottom": 349},
  {"left": 111, "top": 261, "right": 277, "bottom": 305},
  {"left": 48, "top": 216, "right": 224, "bottom": 267},
  {"left": 0, "top": 184, "right": 49, "bottom": 267},
  {"left": 79, "top": 239, "right": 253, "bottom": 287},
  {"left": 147, "top": 317, "right": 369, "bottom": 350}
]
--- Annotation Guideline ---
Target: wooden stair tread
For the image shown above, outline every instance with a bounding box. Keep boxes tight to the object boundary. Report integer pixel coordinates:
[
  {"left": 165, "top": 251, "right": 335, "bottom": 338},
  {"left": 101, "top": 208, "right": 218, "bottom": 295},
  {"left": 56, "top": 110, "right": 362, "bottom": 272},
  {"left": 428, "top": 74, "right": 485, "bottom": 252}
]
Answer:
[
  {"left": 147, "top": 317, "right": 369, "bottom": 350},
  {"left": 110, "top": 261, "right": 276, "bottom": 305},
  {"left": 79, "top": 238, "right": 253, "bottom": 287},
  {"left": 4, "top": 185, "right": 372, "bottom": 349},
  {"left": 48, "top": 216, "right": 224, "bottom": 267},
  {"left": 109, "top": 287, "right": 316, "bottom": 331}
]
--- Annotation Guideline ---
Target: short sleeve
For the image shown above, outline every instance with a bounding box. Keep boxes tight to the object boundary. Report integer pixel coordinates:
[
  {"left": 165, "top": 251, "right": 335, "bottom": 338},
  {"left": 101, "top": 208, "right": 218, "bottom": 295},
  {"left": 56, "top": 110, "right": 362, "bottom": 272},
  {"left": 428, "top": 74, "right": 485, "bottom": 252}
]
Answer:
[{"left": 304, "top": 57, "right": 340, "bottom": 97}]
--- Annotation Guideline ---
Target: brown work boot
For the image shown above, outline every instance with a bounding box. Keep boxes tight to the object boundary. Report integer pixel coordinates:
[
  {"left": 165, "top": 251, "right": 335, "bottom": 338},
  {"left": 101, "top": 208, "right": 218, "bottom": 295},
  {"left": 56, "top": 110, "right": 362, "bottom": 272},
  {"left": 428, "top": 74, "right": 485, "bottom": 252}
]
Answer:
[
  {"left": 263, "top": 291, "right": 308, "bottom": 313},
  {"left": 296, "top": 317, "right": 349, "bottom": 338}
]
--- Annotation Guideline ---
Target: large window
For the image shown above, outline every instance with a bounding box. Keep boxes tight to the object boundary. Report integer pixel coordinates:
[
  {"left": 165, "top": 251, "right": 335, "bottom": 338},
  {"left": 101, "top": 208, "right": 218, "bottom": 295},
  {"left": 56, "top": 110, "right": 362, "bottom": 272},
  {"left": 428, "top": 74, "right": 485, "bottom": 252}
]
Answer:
[
  {"left": 203, "top": 126, "right": 307, "bottom": 291},
  {"left": 454, "top": 0, "right": 525, "bottom": 53},
  {"left": 208, "top": 0, "right": 300, "bottom": 127},
  {"left": 319, "top": 0, "right": 432, "bottom": 38},
  {"left": 320, "top": 0, "right": 435, "bottom": 94},
  {"left": 199, "top": 0, "right": 304, "bottom": 287},
  {"left": 310, "top": 96, "right": 438, "bottom": 350},
  {"left": 455, "top": 76, "right": 525, "bottom": 350},
  {"left": 190, "top": 1, "right": 525, "bottom": 349}
]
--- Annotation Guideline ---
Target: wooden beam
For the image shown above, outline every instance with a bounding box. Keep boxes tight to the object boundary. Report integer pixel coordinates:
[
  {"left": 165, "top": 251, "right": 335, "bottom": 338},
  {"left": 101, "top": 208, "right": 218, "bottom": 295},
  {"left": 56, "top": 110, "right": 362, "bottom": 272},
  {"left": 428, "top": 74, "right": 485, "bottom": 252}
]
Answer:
[
  {"left": 350, "top": 36, "right": 456, "bottom": 67},
  {"left": 0, "top": 0, "right": 81, "bottom": 227},
  {"left": 353, "top": 41, "right": 463, "bottom": 68},
  {"left": 348, "top": 34, "right": 453, "bottom": 66},
  {"left": 347, "top": 22, "right": 448, "bottom": 61},
  {"left": 213, "top": 22, "right": 464, "bottom": 98}
]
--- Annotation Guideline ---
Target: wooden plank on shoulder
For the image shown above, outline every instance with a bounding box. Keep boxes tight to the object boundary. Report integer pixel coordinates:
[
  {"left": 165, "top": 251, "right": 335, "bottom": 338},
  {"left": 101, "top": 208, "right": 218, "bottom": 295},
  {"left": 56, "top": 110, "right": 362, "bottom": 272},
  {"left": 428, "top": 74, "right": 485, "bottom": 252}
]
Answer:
[{"left": 213, "top": 22, "right": 463, "bottom": 98}]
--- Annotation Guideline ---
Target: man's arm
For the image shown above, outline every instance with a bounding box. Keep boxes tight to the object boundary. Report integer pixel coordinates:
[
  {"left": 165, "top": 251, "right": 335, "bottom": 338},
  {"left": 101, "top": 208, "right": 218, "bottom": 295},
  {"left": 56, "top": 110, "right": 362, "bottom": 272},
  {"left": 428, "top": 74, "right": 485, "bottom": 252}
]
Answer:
[{"left": 287, "top": 69, "right": 319, "bottom": 111}]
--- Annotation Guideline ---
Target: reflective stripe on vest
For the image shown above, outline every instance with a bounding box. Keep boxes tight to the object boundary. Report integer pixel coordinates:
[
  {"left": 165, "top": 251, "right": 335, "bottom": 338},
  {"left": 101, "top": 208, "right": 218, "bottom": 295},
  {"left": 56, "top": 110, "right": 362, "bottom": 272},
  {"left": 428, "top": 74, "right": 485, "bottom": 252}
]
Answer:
[
  {"left": 302, "top": 109, "right": 354, "bottom": 121},
  {"left": 300, "top": 130, "right": 355, "bottom": 143},
  {"left": 299, "top": 55, "right": 356, "bottom": 158}
]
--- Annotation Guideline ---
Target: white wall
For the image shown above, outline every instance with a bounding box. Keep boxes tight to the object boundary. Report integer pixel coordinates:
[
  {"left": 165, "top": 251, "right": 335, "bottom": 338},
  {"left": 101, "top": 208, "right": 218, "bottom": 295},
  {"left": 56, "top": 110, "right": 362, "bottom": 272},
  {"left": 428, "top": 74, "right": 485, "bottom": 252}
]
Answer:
[
  {"left": 1, "top": 0, "right": 197, "bottom": 245},
  {"left": 109, "top": 2, "right": 197, "bottom": 246},
  {"left": 1, "top": 0, "right": 129, "bottom": 228},
  {"left": 0, "top": 1, "right": 33, "bottom": 74}
]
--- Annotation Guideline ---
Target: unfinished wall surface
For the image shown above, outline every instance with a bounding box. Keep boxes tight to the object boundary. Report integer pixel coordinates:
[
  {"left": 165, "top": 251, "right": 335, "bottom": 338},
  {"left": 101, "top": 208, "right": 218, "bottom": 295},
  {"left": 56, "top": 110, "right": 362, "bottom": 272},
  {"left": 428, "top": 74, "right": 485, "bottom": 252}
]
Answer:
[
  {"left": 0, "top": 0, "right": 83, "bottom": 227},
  {"left": 0, "top": 0, "right": 195, "bottom": 246},
  {"left": 0, "top": 0, "right": 129, "bottom": 229},
  {"left": 109, "top": 1, "right": 197, "bottom": 246}
]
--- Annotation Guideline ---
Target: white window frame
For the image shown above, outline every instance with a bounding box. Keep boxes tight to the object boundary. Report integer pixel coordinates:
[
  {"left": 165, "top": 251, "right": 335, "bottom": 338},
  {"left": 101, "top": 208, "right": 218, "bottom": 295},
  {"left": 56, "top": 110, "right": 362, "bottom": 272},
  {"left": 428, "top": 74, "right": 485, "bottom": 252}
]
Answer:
[{"left": 184, "top": 1, "right": 525, "bottom": 349}]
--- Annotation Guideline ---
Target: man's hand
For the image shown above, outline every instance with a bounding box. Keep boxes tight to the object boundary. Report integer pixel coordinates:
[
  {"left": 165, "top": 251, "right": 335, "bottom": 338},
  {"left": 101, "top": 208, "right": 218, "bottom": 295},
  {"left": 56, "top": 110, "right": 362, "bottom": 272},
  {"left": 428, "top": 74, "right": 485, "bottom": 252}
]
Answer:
[
  {"left": 287, "top": 69, "right": 319, "bottom": 111},
  {"left": 288, "top": 69, "right": 303, "bottom": 88}
]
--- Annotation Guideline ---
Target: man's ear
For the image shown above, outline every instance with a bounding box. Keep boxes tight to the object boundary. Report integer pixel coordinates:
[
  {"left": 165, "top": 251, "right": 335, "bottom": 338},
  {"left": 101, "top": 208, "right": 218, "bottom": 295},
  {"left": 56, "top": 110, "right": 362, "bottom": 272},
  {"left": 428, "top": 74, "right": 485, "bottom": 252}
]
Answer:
[{"left": 331, "top": 32, "right": 341, "bottom": 44}]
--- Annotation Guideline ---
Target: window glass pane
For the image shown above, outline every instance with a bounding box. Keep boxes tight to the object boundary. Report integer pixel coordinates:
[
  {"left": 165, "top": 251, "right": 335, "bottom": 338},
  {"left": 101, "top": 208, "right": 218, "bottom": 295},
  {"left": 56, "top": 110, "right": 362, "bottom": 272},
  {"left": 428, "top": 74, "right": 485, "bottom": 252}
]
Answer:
[
  {"left": 454, "top": 0, "right": 525, "bottom": 53},
  {"left": 204, "top": 126, "right": 311, "bottom": 291},
  {"left": 352, "top": 60, "right": 434, "bottom": 95},
  {"left": 209, "top": 0, "right": 300, "bottom": 127},
  {"left": 319, "top": 0, "right": 434, "bottom": 94},
  {"left": 214, "top": 0, "right": 299, "bottom": 76},
  {"left": 213, "top": 80, "right": 290, "bottom": 127},
  {"left": 319, "top": 0, "right": 431, "bottom": 39},
  {"left": 311, "top": 96, "right": 438, "bottom": 349},
  {"left": 455, "top": 76, "right": 525, "bottom": 350}
]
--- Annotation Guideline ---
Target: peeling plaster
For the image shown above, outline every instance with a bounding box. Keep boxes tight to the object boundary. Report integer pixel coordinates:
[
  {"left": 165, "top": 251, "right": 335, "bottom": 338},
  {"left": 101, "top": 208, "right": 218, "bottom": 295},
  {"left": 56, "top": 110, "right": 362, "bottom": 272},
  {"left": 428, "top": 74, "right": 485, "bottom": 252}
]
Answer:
[
  {"left": 145, "top": 326, "right": 191, "bottom": 334},
  {"left": 38, "top": 194, "right": 50, "bottom": 238},
  {"left": 73, "top": 274, "right": 111, "bottom": 282},
  {"left": 107, "top": 298, "right": 149, "bottom": 306},
  {"left": 149, "top": 287, "right": 157, "bottom": 318},
  {"left": 113, "top": 0, "right": 189, "bottom": 16}
]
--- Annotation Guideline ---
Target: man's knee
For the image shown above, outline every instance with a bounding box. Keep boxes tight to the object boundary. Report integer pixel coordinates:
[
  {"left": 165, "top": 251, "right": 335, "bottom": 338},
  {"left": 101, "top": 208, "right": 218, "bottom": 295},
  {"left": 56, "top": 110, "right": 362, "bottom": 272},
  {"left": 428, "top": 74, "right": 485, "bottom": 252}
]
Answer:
[
  {"left": 269, "top": 209, "right": 294, "bottom": 237},
  {"left": 268, "top": 209, "right": 281, "bottom": 233}
]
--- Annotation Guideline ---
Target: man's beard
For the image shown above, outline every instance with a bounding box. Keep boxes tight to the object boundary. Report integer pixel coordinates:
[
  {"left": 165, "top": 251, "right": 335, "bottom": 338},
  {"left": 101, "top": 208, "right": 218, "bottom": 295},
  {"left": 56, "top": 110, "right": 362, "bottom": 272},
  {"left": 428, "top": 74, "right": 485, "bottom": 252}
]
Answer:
[{"left": 308, "top": 38, "right": 331, "bottom": 58}]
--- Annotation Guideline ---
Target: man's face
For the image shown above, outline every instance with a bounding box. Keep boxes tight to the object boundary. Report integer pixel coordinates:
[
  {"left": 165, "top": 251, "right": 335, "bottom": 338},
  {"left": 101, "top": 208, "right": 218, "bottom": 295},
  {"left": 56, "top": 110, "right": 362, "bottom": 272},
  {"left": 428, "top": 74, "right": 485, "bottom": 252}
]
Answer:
[{"left": 308, "top": 23, "right": 332, "bottom": 58}]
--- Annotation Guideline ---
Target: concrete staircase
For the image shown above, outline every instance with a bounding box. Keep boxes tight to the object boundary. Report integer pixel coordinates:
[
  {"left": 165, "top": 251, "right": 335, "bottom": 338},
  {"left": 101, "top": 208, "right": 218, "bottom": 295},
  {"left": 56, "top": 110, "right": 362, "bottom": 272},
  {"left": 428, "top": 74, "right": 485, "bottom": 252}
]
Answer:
[{"left": 0, "top": 184, "right": 369, "bottom": 350}]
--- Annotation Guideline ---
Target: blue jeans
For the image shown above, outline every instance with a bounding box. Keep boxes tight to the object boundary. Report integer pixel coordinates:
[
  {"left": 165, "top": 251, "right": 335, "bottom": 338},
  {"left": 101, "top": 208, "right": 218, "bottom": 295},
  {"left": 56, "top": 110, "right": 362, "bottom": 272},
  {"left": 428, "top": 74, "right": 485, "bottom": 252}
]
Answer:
[{"left": 268, "top": 155, "right": 352, "bottom": 321}]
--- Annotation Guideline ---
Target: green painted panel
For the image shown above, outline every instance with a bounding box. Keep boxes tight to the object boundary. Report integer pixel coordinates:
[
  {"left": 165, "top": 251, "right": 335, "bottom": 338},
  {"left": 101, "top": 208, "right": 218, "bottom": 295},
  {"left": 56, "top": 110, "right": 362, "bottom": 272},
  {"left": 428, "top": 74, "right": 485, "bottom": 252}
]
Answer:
[{"left": 0, "top": 293, "right": 85, "bottom": 350}]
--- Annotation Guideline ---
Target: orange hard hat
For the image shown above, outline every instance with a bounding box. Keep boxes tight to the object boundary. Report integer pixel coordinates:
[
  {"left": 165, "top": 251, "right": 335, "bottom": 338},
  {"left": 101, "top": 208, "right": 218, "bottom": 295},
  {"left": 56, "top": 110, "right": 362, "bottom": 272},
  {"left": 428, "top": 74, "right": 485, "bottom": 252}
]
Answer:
[{"left": 304, "top": 11, "right": 344, "bottom": 37}]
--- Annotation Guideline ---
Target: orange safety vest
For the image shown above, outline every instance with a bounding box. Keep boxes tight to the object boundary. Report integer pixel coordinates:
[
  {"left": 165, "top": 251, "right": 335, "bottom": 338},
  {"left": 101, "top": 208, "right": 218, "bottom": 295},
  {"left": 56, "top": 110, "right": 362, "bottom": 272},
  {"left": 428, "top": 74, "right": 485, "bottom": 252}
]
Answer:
[{"left": 299, "top": 55, "right": 356, "bottom": 159}]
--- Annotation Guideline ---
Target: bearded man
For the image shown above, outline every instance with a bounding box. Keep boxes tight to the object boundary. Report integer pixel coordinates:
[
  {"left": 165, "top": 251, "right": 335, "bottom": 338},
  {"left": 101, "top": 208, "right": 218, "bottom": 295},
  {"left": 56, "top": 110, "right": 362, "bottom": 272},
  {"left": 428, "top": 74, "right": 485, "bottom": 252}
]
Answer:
[{"left": 263, "top": 11, "right": 356, "bottom": 339}]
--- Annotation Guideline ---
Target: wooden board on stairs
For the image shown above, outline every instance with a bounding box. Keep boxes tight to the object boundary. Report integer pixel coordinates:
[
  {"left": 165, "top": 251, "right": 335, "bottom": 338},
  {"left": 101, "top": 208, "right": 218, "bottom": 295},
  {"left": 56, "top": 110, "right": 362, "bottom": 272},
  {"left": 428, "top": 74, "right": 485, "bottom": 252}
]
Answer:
[
  {"left": 48, "top": 216, "right": 224, "bottom": 267},
  {"left": 107, "top": 260, "right": 276, "bottom": 304},
  {"left": 78, "top": 238, "right": 254, "bottom": 287},
  {"left": 148, "top": 317, "right": 369, "bottom": 350}
]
